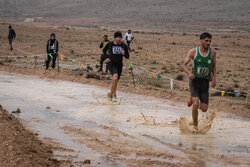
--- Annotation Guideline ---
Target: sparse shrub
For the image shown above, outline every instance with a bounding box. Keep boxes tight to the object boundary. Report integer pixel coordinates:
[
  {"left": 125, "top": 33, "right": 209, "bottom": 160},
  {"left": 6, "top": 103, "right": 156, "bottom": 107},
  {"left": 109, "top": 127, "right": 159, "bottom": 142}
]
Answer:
[
  {"left": 176, "top": 74, "right": 184, "bottom": 81},
  {"left": 150, "top": 61, "right": 157, "bottom": 64},
  {"left": 150, "top": 67, "right": 157, "bottom": 70},
  {"left": 87, "top": 65, "right": 93, "bottom": 71},
  {"left": 234, "top": 84, "right": 239, "bottom": 88},
  {"left": 245, "top": 103, "right": 250, "bottom": 109},
  {"left": 161, "top": 66, "right": 167, "bottom": 70}
]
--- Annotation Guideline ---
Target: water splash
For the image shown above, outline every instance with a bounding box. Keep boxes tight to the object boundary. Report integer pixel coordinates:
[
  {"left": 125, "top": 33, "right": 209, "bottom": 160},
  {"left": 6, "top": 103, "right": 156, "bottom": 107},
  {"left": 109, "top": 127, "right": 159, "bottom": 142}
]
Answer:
[{"left": 179, "top": 111, "right": 216, "bottom": 134}]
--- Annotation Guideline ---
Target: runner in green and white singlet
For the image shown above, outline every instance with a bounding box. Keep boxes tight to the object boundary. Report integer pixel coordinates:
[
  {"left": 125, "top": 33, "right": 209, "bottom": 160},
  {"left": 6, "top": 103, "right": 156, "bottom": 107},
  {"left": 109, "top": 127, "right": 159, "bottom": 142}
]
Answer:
[
  {"left": 181, "top": 32, "right": 217, "bottom": 132},
  {"left": 193, "top": 46, "right": 213, "bottom": 81}
]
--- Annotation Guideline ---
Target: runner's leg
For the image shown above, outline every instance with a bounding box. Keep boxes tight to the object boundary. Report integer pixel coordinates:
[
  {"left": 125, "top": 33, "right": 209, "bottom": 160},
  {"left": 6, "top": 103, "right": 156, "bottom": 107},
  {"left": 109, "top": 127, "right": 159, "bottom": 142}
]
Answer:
[
  {"left": 113, "top": 64, "right": 122, "bottom": 97},
  {"left": 111, "top": 73, "right": 118, "bottom": 97},
  {"left": 188, "top": 80, "right": 193, "bottom": 107},
  {"left": 190, "top": 78, "right": 200, "bottom": 128},
  {"left": 108, "top": 63, "right": 118, "bottom": 100},
  {"left": 200, "top": 103, "right": 208, "bottom": 112},
  {"left": 192, "top": 97, "right": 199, "bottom": 127},
  {"left": 199, "top": 78, "right": 209, "bottom": 112}
]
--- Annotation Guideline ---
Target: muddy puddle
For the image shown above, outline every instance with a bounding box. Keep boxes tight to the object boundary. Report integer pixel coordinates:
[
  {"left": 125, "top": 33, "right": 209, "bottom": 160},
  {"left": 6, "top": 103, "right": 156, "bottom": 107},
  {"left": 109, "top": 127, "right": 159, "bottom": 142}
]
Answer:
[{"left": 0, "top": 71, "right": 249, "bottom": 166}]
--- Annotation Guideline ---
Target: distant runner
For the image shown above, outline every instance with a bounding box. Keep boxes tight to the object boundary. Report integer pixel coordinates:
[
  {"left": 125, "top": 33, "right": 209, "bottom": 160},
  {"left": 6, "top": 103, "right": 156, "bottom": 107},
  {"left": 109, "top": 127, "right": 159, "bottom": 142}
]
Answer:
[
  {"left": 123, "top": 29, "right": 134, "bottom": 52},
  {"left": 8, "top": 25, "right": 16, "bottom": 51},
  {"left": 98, "top": 35, "right": 110, "bottom": 72},
  {"left": 45, "top": 33, "right": 59, "bottom": 71},
  {"left": 103, "top": 31, "right": 130, "bottom": 100},
  {"left": 181, "top": 32, "right": 216, "bottom": 132}
]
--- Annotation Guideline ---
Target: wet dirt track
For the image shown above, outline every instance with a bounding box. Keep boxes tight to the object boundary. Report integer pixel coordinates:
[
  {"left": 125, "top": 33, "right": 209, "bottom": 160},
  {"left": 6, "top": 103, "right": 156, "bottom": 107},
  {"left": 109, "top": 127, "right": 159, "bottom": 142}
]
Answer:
[{"left": 0, "top": 72, "right": 249, "bottom": 167}]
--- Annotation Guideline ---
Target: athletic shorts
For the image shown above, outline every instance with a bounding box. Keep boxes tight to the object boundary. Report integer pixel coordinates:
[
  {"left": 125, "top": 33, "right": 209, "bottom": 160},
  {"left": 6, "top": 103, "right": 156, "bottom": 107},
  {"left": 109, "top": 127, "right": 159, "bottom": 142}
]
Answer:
[
  {"left": 108, "top": 62, "right": 123, "bottom": 80},
  {"left": 189, "top": 77, "right": 209, "bottom": 104}
]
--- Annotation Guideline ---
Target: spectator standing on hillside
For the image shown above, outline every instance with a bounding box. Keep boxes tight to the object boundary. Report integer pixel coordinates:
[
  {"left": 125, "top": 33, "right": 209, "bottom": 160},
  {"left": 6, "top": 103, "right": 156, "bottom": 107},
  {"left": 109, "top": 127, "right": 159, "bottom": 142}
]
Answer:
[
  {"left": 45, "top": 33, "right": 59, "bottom": 71},
  {"left": 8, "top": 25, "right": 16, "bottom": 51},
  {"left": 98, "top": 35, "right": 110, "bottom": 72}
]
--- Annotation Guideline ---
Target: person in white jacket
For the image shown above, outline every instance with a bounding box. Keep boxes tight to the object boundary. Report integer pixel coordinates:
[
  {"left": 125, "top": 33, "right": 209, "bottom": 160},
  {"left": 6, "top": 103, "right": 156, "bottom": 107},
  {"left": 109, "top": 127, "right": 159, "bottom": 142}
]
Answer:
[{"left": 123, "top": 29, "right": 134, "bottom": 52}]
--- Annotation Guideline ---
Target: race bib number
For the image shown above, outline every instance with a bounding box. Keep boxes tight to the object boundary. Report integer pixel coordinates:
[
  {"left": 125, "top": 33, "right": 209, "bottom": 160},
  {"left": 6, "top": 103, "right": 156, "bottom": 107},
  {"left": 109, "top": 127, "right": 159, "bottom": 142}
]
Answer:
[
  {"left": 197, "top": 67, "right": 209, "bottom": 76},
  {"left": 112, "top": 46, "right": 122, "bottom": 54}
]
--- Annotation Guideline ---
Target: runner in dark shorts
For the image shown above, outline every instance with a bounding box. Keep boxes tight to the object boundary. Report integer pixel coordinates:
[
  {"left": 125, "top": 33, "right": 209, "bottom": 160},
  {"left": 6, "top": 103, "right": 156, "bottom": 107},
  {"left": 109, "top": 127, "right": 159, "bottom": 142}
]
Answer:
[
  {"left": 181, "top": 32, "right": 217, "bottom": 131},
  {"left": 103, "top": 31, "right": 129, "bottom": 100},
  {"left": 189, "top": 77, "right": 209, "bottom": 104},
  {"left": 109, "top": 62, "right": 123, "bottom": 80}
]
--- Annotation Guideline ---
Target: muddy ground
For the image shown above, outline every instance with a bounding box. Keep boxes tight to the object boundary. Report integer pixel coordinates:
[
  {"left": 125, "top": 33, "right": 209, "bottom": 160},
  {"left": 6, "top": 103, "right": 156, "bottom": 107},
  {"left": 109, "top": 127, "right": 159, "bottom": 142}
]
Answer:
[
  {"left": 0, "top": 22, "right": 249, "bottom": 166},
  {"left": 1, "top": 72, "right": 249, "bottom": 167},
  {"left": 0, "top": 105, "right": 61, "bottom": 167},
  {"left": 0, "top": 104, "right": 95, "bottom": 167}
]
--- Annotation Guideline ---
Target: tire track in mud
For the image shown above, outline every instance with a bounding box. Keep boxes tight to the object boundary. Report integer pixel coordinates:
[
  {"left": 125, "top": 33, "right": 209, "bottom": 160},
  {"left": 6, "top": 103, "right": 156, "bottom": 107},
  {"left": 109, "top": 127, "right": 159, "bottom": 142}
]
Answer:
[
  {"left": 142, "top": 134, "right": 250, "bottom": 166},
  {"left": 61, "top": 119, "right": 250, "bottom": 167},
  {"left": 60, "top": 121, "right": 195, "bottom": 167}
]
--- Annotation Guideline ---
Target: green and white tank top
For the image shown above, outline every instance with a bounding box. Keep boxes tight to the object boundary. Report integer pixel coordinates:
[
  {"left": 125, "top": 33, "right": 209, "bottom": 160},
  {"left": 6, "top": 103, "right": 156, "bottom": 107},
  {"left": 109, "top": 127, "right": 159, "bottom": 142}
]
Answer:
[{"left": 193, "top": 46, "right": 213, "bottom": 80}]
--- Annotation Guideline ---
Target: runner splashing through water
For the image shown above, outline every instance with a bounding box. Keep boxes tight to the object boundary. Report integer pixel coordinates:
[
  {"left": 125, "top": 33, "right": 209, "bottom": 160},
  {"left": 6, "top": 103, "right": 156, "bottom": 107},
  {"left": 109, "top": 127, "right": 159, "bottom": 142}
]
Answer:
[
  {"left": 103, "top": 31, "right": 130, "bottom": 101},
  {"left": 181, "top": 32, "right": 216, "bottom": 132}
]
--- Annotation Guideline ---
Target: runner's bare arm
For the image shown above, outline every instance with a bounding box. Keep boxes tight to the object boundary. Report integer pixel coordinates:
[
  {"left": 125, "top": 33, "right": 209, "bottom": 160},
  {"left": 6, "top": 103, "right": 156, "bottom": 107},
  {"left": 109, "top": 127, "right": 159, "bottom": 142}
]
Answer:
[
  {"left": 181, "top": 48, "right": 195, "bottom": 80},
  {"left": 211, "top": 49, "right": 216, "bottom": 87}
]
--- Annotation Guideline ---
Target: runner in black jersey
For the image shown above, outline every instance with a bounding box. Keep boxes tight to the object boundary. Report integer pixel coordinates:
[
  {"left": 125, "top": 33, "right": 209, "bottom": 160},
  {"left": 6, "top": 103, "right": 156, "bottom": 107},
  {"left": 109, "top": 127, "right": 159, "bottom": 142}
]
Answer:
[{"left": 103, "top": 31, "right": 130, "bottom": 100}]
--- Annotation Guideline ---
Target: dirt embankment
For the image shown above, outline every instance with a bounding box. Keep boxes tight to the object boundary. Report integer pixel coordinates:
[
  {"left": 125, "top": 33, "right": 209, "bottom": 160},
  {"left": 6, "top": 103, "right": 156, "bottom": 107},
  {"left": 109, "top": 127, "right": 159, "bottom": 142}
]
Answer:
[{"left": 0, "top": 105, "right": 61, "bottom": 167}]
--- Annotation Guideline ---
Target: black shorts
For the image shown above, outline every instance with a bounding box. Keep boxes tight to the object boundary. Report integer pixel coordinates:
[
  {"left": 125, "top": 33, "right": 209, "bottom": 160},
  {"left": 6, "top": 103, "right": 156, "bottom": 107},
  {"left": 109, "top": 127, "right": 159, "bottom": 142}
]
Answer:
[
  {"left": 189, "top": 77, "right": 209, "bottom": 104},
  {"left": 108, "top": 62, "right": 122, "bottom": 80}
]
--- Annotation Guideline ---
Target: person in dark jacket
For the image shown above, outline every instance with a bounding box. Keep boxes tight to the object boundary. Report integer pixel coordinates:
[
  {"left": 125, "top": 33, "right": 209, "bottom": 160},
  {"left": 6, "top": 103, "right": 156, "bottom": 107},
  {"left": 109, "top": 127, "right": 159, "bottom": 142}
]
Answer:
[
  {"left": 45, "top": 33, "right": 59, "bottom": 70},
  {"left": 98, "top": 35, "right": 110, "bottom": 72},
  {"left": 8, "top": 25, "right": 16, "bottom": 51},
  {"left": 103, "top": 31, "right": 130, "bottom": 101}
]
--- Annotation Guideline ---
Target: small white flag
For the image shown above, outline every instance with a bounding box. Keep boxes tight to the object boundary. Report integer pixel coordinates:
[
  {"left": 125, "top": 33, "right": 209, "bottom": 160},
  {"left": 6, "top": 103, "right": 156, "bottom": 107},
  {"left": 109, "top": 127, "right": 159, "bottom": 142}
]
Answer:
[{"left": 170, "top": 79, "right": 173, "bottom": 90}]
